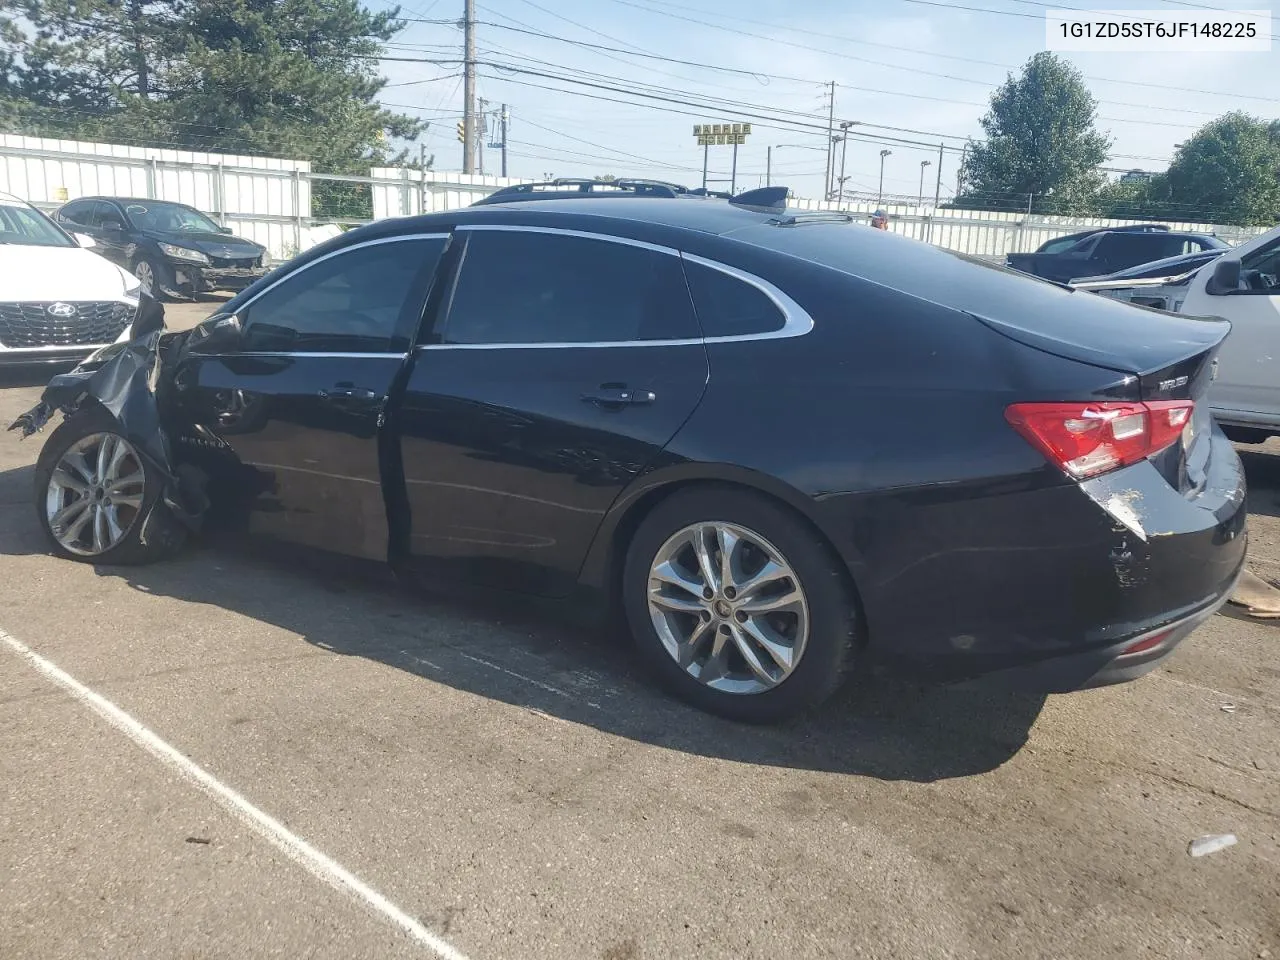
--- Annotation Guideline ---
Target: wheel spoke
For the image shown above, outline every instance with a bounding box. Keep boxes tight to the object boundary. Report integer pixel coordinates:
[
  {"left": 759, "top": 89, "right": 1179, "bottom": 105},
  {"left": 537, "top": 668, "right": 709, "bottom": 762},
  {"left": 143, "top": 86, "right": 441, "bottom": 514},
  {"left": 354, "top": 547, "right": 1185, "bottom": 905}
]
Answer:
[
  {"left": 728, "top": 622, "right": 777, "bottom": 686},
  {"left": 739, "top": 617, "right": 796, "bottom": 673},
  {"left": 62, "top": 452, "right": 95, "bottom": 485},
  {"left": 717, "top": 526, "right": 741, "bottom": 592},
  {"left": 649, "top": 590, "right": 705, "bottom": 616},
  {"left": 678, "top": 617, "right": 715, "bottom": 667},
  {"left": 692, "top": 525, "right": 719, "bottom": 592},
  {"left": 95, "top": 436, "right": 116, "bottom": 484},
  {"left": 107, "top": 471, "right": 144, "bottom": 496},
  {"left": 50, "top": 498, "right": 90, "bottom": 536},
  {"left": 92, "top": 504, "right": 108, "bottom": 553},
  {"left": 739, "top": 586, "right": 805, "bottom": 617},
  {"left": 51, "top": 467, "right": 88, "bottom": 494},
  {"left": 106, "top": 435, "right": 131, "bottom": 479},
  {"left": 651, "top": 560, "right": 704, "bottom": 600},
  {"left": 103, "top": 504, "right": 125, "bottom": 544},
  {"left": 110, "top": 493, "right": 144, "bottom": 509},
  {"left": 698, "top": 629, "right": 731, "bottom": 685},
  {"left": 735, "top": 559, "right": 791, "bottom": 601}
]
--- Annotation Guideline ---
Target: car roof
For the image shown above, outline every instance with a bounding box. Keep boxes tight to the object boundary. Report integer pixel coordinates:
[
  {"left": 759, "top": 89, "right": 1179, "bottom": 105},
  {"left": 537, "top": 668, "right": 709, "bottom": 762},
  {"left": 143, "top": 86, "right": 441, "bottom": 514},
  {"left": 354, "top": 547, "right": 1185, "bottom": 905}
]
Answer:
[
  {"left": 73, "top": 196, "right": 196, "bottom": 207},
  {"left": 446, "top": 196, "right": 782, "bottom": 236}
]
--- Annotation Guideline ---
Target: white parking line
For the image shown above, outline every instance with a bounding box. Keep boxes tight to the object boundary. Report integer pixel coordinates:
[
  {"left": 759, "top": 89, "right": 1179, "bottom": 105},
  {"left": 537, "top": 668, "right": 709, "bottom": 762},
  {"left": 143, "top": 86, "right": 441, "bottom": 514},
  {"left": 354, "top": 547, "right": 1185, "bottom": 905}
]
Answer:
[{"left": 0, "top": 629, "right": 470, "bottom": 960}]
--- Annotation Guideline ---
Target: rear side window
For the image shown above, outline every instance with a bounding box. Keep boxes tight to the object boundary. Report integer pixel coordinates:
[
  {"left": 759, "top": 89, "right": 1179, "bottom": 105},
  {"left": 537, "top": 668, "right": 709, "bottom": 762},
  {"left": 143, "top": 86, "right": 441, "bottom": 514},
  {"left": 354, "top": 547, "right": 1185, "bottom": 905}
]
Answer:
[
  {"left": 241, "top": 237, "right": 444, "bottom": 353},
  {"left": 59, "top": 200, "right": 96, "bottom": 226},
  {"left": 442, "top": 229, "right": 699, "bottom": 344},
  {"left": 682, "top": 260, "right": 786, "bottom": 338}
]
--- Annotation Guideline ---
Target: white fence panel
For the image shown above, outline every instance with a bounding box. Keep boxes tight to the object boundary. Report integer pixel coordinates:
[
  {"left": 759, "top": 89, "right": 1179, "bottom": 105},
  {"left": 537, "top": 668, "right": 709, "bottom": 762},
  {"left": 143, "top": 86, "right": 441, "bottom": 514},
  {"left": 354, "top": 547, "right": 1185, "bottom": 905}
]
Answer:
[{"left": 0, "top": 134, "right": 312, "bottom": 258}]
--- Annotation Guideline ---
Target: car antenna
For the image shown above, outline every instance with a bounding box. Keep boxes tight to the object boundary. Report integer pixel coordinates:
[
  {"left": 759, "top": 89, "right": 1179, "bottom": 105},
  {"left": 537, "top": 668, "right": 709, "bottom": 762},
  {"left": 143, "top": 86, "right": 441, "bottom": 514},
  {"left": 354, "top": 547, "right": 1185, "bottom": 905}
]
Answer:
[{"left": 729, "top": 186, "right": 788, "bottom": 213}]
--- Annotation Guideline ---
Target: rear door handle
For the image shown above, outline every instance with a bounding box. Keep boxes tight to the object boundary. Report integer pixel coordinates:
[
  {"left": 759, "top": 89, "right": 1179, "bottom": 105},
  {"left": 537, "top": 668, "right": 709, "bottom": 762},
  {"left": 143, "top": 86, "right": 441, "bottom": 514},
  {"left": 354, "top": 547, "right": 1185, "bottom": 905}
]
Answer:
[{"left": 581, "top": 384, "right": 656, "bottom": 410}]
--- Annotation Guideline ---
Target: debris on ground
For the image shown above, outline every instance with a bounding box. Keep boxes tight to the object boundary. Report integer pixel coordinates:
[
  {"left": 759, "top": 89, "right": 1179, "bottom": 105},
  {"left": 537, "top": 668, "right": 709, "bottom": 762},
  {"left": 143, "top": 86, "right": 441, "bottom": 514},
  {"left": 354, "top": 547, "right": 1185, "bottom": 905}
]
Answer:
[
  {"left": 1221, "top": 702, "right": 1238, "bottom": 714},
  {"left": 1187, "top": 833, "right": 1237, "bottom": 857},
  {"left": 1227, "top": 568, "right": 1280, "bottom": 619}
]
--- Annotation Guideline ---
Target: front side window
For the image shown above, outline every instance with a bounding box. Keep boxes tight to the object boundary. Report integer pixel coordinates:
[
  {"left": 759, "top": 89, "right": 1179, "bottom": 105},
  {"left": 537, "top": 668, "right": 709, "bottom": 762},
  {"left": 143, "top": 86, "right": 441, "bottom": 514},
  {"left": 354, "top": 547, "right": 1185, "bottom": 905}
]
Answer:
[
  {"left": 1241, "top": 239, "right": 1280, "bottom": 293},
  {"left": 441, "top": 229, "right": 700, "bottom": 345},
  {"left": 0, "top": 202, "right": 75, "bottom": 248},
  {"left": 240, "top": 237, "right": 445, "bottom": 353}
]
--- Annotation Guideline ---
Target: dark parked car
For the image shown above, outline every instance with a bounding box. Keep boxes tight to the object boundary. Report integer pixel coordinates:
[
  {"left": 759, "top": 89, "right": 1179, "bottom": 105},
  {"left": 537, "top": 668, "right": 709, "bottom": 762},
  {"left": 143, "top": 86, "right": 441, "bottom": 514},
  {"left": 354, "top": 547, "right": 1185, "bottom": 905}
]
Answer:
[
  {"left": 53, "top": 197, "right": 269, "bottom": 301},
  {"left": 1006, "top": 225, "right": 1228, "bottom": 283},
  {"left": 14, "top": 183, "right": 1247, "bottom": 722}
]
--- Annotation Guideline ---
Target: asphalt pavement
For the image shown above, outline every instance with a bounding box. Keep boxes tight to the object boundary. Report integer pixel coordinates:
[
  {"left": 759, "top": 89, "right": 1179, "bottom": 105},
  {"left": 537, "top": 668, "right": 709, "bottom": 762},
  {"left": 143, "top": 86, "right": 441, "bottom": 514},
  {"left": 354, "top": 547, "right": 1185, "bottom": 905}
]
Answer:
[{"left": 0, "top": 297, "right": 1277, "bottom": 959}]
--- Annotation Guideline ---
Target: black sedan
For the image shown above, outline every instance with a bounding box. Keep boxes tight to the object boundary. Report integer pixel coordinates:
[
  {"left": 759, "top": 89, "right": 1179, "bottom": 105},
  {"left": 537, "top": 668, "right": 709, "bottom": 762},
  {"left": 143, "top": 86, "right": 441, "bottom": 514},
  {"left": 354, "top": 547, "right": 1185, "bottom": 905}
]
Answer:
[
  {"left": 15, "top": 183, "right": 1247, "bottom": 723},
  {"left": 53, "top": 197, "right": 269, "bottom": 301}
]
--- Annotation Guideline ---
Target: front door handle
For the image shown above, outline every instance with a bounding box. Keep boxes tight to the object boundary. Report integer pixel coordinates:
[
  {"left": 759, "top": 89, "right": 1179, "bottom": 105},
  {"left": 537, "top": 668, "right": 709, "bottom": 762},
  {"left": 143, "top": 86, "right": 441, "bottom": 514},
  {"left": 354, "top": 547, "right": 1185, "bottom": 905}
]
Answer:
[
  {"left": 320, "top": 386, "right": 378, "bottom": 402},
  {"left": 581, "top": 383, "right": 656, "bottom": 410}
]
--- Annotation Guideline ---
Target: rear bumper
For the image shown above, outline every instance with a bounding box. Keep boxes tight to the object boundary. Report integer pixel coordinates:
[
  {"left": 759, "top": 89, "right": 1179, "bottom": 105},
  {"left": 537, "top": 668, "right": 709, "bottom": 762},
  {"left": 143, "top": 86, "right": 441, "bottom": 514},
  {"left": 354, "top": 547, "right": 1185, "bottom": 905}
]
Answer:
[
  {"left": 960, "top": 564, "right": 1241, "bottom": 693},
  {"left": 846, "top": 424, "right": 1248, "bottom": 688}
]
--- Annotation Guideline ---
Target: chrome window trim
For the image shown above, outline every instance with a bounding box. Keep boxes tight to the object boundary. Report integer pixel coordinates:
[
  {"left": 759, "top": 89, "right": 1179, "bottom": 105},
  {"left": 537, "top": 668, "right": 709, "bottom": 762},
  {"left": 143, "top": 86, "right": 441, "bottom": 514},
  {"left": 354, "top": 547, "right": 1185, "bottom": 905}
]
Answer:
[
  {"left": 427, "top": 224, "right": 814, "bottom": 351},
  {"left": 210, "top": 351, "right": 409, "bottom": 360}
]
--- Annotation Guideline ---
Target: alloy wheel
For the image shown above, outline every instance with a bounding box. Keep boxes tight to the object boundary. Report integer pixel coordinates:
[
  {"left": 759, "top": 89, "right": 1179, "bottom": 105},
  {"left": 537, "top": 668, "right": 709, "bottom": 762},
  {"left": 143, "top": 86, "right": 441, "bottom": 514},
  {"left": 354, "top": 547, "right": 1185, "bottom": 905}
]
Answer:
[
  {"left": 646, "top": 521, "right": 810, "bottom": 695},
  {"left": 134, "top": 260, "right": 155, "bottom": 294},
  {"left": 45, "top": 432, "right": 145, "bottom": 557}
]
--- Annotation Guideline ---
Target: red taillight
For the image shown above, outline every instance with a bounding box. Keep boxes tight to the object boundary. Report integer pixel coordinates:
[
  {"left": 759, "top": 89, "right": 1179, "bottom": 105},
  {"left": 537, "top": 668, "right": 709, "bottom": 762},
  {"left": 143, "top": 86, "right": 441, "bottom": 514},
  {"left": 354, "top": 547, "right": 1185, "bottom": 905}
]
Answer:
[
  {"left": 1122, "top": 629, "right": 1173, "bottom": 656},
  {"left": 1005, "top": 400, "right": 1194, "bottom": 480}
]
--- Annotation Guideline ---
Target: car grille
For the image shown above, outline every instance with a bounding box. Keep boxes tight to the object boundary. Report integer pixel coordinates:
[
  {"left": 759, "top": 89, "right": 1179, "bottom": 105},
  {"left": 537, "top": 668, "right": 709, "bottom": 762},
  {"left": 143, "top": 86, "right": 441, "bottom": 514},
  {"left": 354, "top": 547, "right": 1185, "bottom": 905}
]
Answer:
[
  {"left": 209, "top": 255, "right": 261, "bottom": 270},
  {"left": 0, "top": 302, "right": 134, "bottom": 348}
]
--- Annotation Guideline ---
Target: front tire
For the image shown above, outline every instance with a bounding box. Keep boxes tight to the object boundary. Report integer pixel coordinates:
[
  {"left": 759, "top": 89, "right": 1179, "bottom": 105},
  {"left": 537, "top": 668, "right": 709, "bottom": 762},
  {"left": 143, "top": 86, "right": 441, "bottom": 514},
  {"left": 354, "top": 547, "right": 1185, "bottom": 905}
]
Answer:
[
  {"left": 34, "top": 406, "right": 186, "bottom": 565},
  {"left": 623, "top": 487, "right": 858, "bottom": 723},
  {"left": 133, "top": 256, "right": 181, "bottom": 302}
]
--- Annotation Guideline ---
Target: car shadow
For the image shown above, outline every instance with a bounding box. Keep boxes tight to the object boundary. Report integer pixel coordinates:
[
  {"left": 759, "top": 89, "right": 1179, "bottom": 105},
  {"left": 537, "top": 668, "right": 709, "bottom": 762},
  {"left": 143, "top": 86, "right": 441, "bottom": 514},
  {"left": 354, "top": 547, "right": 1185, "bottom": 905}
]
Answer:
[
  {"left": 0, "top": 462, "right": 1047, "bottom": 783},
  {"left": 1237, "top": 444, "right": 1280, "bottom": 519}
]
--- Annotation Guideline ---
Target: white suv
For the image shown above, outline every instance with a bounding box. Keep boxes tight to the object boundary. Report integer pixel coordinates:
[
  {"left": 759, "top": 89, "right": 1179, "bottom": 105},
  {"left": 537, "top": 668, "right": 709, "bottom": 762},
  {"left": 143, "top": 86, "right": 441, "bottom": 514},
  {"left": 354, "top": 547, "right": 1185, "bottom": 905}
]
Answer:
[{"left": 0, "top": 191, "right": 143, "bottom": 366}]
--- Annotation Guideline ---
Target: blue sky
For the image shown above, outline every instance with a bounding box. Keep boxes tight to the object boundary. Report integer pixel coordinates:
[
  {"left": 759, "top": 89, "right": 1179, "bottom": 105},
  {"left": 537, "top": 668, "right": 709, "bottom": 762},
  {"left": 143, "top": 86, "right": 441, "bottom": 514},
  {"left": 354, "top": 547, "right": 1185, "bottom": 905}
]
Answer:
[{"left": 370, "top": 0, "right": 1279, "bottom": 205}]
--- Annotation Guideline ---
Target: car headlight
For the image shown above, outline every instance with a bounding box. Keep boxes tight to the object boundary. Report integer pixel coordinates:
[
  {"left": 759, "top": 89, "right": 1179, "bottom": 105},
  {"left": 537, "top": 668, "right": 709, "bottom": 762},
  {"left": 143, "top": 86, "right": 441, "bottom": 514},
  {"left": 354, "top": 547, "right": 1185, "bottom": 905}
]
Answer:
[{"left": 159, "top": 242, "right": 210, "bottom": 265}]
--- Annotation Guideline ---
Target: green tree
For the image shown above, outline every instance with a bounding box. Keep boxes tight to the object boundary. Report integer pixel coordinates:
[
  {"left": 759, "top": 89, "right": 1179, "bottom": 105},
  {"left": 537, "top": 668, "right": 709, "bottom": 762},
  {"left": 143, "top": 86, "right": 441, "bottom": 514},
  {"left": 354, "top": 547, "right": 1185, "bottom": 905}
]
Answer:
[
  {"left": 1145, "top": 113, "right": 1280, "bottom": 225},
  {"left": 2, "top": 0, "right": 427, "bottom": 182},
  {"left": 957, "top": 52, "right": 1111, "bottom": 215}
]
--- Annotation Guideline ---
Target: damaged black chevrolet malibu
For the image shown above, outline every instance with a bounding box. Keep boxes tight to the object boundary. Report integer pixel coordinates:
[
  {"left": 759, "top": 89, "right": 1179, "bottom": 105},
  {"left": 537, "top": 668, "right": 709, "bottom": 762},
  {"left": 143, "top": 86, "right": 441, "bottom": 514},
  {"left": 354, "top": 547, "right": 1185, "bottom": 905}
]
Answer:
[{"left": 11, "top": 183, "right": 1247, "bottom": 723}]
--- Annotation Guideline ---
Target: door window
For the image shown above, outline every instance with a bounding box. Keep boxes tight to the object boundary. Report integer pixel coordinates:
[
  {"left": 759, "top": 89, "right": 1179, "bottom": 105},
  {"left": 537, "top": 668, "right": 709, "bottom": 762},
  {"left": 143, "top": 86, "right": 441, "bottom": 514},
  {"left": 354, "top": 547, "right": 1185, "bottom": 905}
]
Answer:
[
  {"left": 240, "top": 237, "right": 445, "bottom": 353},
  {"left": 1095, "top": 233, "right": 1163, "bottom": 268},
  {"left": 1240, "top": 240, "right": 1280, "bottom": 293},
  {"left": 95, "top": 202, "right": 126, "bottom": 230},
  {"left": 441, "top": 229, "right": 700, "bottom": 344},
  {"left": 58, "top": 200, "right": 97, "bottom": 227}
]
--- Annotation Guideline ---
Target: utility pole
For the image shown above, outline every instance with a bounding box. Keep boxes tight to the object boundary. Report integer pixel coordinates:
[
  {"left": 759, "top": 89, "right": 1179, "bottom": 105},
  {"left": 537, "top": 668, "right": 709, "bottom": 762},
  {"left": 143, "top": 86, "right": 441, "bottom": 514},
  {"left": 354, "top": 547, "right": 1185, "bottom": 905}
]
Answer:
[
  {"left": 419, "top": 142, "right": 427, "bottom": 215},
  {"left": 766, "top": 145, "right": 771, "bottom": 187},
  {"left": 477, "top": 97, "right": 487, "bottom": 176},
  {"left": 462, "top": 0, "right": 477, "bottom": 174},
  {"left": 823, "top": 82, "right": 835, "bottom": 201},
  {"left": 933, "top": 143, "right": 943, "bottom": 208},
  {"left": 918, "top": 160, "right": 931, "bottom": 207},
  {"left": 500, "top": 104, "right": 509, "bottom": 178},
  {"left": 837, "top": 121, "right": 853, "bottom": 209}
]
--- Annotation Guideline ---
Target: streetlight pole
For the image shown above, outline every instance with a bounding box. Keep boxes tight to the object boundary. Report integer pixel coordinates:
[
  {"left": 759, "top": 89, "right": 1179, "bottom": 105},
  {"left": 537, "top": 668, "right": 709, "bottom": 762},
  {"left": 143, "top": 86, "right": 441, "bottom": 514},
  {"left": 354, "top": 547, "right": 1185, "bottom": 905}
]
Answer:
[
  {"left": 918, "top": 159, "right": 932, "bottom": 207},
  {"left": 766, "top": 145, "right": 771, "bottom": 187},
  {"left": 837, "top": 120, "right": 855, "bottom": 209},
  {"left": 878, "top": 149, "right": 892, "bottom": 205}
]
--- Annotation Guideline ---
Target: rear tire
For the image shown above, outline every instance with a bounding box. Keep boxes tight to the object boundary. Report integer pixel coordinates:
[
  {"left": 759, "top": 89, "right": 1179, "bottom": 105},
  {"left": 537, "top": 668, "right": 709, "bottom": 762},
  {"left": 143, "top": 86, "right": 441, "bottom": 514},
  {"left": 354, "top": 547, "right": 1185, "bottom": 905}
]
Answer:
[
  {"left": 622, "top": 486, "right": 858, "bottom": 723},
  {"left": 1222, "top": 425, "right": 1271, "bottom": 445},
  {"left": 34, "top": 405, "right": 186, "bottom": 565}
]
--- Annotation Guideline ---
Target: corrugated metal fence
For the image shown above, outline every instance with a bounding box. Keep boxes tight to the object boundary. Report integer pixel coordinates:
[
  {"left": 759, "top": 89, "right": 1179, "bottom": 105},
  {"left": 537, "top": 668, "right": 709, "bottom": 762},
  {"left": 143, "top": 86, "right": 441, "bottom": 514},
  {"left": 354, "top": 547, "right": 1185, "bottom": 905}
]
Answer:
[{"left": 0, "top": 135, "right": 1267, "bottom": 262}]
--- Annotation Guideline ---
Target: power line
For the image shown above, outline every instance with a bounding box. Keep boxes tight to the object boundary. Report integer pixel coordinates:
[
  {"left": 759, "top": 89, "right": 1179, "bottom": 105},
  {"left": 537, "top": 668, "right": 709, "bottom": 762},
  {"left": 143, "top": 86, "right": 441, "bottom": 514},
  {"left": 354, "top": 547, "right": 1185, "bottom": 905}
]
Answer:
[{"left": 594, "top": 0, "right": 1280, "bottom": 106}]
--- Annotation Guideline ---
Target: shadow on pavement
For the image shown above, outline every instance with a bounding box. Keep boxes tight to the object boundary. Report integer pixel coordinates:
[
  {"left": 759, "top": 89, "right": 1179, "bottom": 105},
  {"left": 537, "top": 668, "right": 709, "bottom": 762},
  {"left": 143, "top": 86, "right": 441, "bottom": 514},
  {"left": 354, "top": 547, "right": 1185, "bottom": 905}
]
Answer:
[
  {"left": 1238, "top": 445, "right": 1280, "bottom": 520},
  {"left": 0, "top": 461, "right": 1046, "bottom": 783}
]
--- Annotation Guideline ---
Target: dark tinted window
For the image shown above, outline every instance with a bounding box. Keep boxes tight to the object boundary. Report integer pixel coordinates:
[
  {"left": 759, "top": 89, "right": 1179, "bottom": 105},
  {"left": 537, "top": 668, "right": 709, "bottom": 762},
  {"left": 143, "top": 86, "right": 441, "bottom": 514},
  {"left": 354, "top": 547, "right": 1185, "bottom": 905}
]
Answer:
[
  {"left": 59, "top": 200, "right": 96, "bottom": 226},
  {"left": 683, "top": 260, "right": 786, "bottom": 338},
  {"left": 241, "top": 237, "right": 444, "bottom": 353},
  {"left": 442, "top": 229, "right": 699, "bottom": 344},
  {"left": 1095, "top": 233, "right": 1170, "bottom": 267},
  {"left": 96, "top": 202, "right": 126, "bottom": 229}
]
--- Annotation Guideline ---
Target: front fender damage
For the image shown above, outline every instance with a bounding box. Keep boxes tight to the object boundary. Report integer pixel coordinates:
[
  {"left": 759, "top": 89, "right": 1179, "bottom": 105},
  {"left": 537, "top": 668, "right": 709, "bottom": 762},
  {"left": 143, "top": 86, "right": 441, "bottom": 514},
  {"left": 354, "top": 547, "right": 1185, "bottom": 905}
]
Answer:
[{"left": 8, "top": 329, "right": 209, "bottom": 533}]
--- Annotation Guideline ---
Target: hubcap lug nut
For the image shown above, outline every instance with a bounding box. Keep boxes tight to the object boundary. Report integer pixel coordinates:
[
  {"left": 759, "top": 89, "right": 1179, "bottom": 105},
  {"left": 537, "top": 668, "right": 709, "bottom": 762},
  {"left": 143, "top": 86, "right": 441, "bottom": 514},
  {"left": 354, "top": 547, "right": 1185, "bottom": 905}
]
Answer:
[
  {"left": 702, "top": 588, "right": 714, "bottom": 600},
  {"left": 700, "top": 610, "right": 711, "bottom": 623},
  {"left": 719, "top": 623, "right": 731, "bottom": 634},
  {"left": 724, "top": 587, "right": 736, "bottom": 600},
  {"left": 735, "top": 610, "right": 747, "bottom": 623}
]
